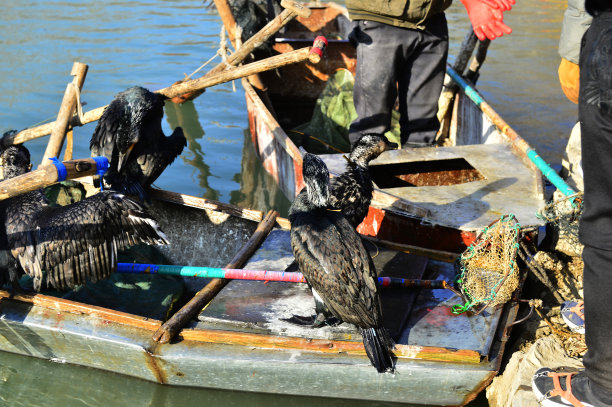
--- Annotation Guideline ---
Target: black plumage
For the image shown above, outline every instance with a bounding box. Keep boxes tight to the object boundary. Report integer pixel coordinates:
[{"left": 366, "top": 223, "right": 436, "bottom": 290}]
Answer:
[
  {"left": 90, "top": 86, "right": 187, "bottom": 201},
  {"left": 329, "top": 134, "right": 396, "bottom": 228},
  {"left": 289, "top": 152, "right": 394, "bottom": 373},
  {"left": 0, "top": 145, "right": 169, "bottom": 291}
]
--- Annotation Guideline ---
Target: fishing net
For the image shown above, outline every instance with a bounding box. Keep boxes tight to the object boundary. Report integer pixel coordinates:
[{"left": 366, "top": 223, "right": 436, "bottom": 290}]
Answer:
[
  {"left": 453, "top": 214, "right": 522, "bottom": 314},
  {"left": 537, "top": 191, "right": 583, "bottom": 257}
]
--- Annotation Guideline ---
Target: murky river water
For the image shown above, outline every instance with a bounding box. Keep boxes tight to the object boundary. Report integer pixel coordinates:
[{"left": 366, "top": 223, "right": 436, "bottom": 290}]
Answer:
[{"left": 0, "top": 0, "right": 573, "bottom": 405}]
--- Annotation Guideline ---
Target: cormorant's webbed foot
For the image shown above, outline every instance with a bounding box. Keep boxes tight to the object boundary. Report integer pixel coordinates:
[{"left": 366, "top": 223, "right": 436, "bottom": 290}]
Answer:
[{"left": 282, "top": 312, "right": 341, "bottom": 327}]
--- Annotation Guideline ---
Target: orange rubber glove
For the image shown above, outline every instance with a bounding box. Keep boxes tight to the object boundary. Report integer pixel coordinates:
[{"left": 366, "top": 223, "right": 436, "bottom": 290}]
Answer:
[
  {"left": 461, "top": 0, "right": 513, "bottom": 41},
  {"left": 478, "top": 0, "right": 515, "bottom": 12}
]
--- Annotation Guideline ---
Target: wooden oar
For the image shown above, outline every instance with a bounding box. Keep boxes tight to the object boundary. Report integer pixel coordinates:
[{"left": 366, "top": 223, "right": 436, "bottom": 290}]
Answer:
[
  {"left": 445, "top": 65, "right": 577, "bottom": 199},
  {"left": 151, "top": 209, "right": 279, "bottom": 344},
  {"left": 436, "top": 30, "right": 479, "bottom": 141},
  {"left": 0, "top": 156, "right": 108, "bottom": 201},
  {"left": 0, "top": 37, "right": 327, "bottom": 149},
  {"left": 172, "top": 0, "right": 311, "bottom": 103},
  {"left": 117, "top": 262, "right": 459, "bottom": 294}
]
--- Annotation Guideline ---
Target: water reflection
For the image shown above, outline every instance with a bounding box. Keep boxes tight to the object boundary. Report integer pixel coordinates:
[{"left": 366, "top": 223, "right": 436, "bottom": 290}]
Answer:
[
  {"left": 164, "top": 100, "right": 220, "bottom": 201},
  {"left": 0, "top": 351, "right": 412, "bottom": 407}
]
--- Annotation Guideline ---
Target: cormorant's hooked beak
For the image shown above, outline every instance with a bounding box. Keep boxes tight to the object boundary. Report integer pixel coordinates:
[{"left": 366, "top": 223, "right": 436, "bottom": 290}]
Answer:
[
  {"left": 384, "top": 139, "right": 399, "bottom": 151},
  {"left": 117, "top": 143, "right": 136, "bottom": 172}
]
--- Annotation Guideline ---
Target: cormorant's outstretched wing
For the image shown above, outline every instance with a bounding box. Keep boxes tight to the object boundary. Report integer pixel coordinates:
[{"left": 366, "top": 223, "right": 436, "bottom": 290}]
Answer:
[
  {"left": 290, "top": 211, "right": 380, "bottom": 328},
  {"left": 7, "top": 191, "right": 168, "bottom": 291}
]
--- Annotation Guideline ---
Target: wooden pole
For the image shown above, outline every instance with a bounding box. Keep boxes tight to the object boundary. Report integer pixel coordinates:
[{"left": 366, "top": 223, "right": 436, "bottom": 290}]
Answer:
[
  {"left": 152, "top": 209, "right": 279, "bottom": 344},
  {"left": 0, "top": 157, "right": 108, "bottom": 200},
  {"left": 465, "top": 39, "right": 491, "bottom": 83},
  {"left": 157, "top": 42, "right": 325, "bottom": 100},
  {"left": 436, "top": 31, "right": 478, "bottom": 143},
  {"left": 173, "top": 0, "right": 311, "bottom": 103},
  {"left": 40, "top": 62, "right": 88, "bottom": 165},
  {"left": 1, "top": 40, "right": 326, "bottom": 148}
]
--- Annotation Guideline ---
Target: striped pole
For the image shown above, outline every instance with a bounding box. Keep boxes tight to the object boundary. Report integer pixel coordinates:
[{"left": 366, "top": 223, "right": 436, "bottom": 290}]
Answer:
[
  {"left": 117, "top": 263, "right": 457, "bottom": 292},
  {"left": 446, "top": 65, "right": 577, "bottom": 199}
]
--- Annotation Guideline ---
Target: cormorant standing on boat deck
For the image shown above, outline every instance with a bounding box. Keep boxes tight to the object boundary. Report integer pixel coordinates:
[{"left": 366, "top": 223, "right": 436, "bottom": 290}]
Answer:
[
  {"left": 0, "top": 144, "right": 169, "bottom": 291},
  {"left": 289, "top": 152, "right": 394, "bottom": 373},
  {"left": 90, "top": 86, "right": 187, "bottom": 202},
  {"left": 329, "top": 134, "right": 397, "bottom": 228}
]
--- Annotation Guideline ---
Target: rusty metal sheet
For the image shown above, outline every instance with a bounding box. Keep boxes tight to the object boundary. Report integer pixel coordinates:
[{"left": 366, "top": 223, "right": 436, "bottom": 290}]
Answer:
[
  {"left": 398, "top": 259, "right": 502, "bottom": 358},
  {"left": 200, "top": 230, "right": 428, "bottom": 342},
  {"left": 319, "top": 143, "right": 546, "bottom": 231}
]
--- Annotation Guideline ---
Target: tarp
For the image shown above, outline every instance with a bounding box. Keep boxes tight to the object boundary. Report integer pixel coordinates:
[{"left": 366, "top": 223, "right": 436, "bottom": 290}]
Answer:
[{"left": 292, "top": 69, "right": 401, "bottom": 154}]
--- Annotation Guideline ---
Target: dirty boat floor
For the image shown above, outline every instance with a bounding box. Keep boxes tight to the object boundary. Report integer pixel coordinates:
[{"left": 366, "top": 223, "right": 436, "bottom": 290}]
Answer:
[
  {"left": 319, "top": 143, "right": 546, "bottom": 231},
  {"left": 198, "top": 229, "right": 504, "bottom": 359}
]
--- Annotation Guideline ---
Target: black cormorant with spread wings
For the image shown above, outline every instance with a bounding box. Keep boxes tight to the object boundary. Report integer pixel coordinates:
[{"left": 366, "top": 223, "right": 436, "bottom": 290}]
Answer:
[
  {"left": 90, "top": 86, "right": 186, "bottom": 202},
  {"left": 0, "top": 144, "right": 169, "bottom": 292},
  {"left": 289, "top": 151, "right": 394, "bottom": 373}
]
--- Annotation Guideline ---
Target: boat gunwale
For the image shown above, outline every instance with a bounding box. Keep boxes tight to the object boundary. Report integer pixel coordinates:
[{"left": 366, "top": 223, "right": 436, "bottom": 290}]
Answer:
[{"left": 0, "top": 289, "right": 482, "bottom": 364}]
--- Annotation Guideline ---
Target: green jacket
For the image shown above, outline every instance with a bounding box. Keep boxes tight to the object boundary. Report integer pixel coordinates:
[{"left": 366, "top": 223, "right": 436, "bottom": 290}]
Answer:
[{"left": 346, "top": 0, "right": 453, "bottom": 30}]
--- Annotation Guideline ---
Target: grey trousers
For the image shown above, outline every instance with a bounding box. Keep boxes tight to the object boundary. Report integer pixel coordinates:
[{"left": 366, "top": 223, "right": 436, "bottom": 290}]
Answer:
[{"left": 348, "top": 14, "right": 449, "bottom": 147}]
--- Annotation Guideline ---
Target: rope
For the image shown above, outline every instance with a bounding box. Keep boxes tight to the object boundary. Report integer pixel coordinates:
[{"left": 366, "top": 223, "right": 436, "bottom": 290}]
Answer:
[{"left": 182, "top": 24, "right": 236, "bottom": 83}]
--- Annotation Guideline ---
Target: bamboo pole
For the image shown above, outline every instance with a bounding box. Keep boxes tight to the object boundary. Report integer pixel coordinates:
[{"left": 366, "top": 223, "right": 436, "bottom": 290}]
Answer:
[
  {"left": 40, "top": 62, "right": 88, "bottom": 165},
  {"left": 1, "top": 40, "right": 326, "bottom": 148},
  {"left": 172, "top": 0, "right": 311, "bottom": 103},
  {"left": 437, "top": 30, "right": 478, "bottom": 126},
  {"left": 152, "top": 209, "right": 279, "bottom": 344},
  {"left": 148, "top": 188, "right": 291, "bottom": 229},
  {"left": 445, "top": 65, "right": 577, "bottom": 199},
  {"left": 0, "top": 157, "right": 108, "bottom": 200},
  {"left": 117, "top": 262, "right": 458, "bottom": 292},
  {"left": 465, "top": 39, "right": 491, "bottom": 83},
  {"left": 157, "top": 41, "right": 326, "bottom": 100}
]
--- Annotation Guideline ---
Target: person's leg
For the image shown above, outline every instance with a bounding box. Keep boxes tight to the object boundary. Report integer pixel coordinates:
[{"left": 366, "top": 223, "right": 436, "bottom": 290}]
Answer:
[
  {"left": 397, "top": 13, "right": 449, "bottom": 146},
  {"left": 532, "top": 245, "right": 612, "bottom": 406},
  {"left": 348, "top": 22, "right": 406, "bottom": 146},
  {"left": 582, "top": 244, "right": 612, "bottom": 403}
]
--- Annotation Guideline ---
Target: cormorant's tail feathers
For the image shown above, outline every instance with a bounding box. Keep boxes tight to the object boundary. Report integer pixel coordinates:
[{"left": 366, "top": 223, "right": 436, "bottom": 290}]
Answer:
[{"left": 361, "top": 327, "right": 395, "bottom": 373}]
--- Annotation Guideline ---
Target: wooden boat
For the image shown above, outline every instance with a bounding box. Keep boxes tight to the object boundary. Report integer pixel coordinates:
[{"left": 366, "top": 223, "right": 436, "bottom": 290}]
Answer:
[
  {"left": 235, "top": 2, "right": 545, "bottom": 253},
  {"left": 0, "top": 186, "right": 520, "bottom": 406}
]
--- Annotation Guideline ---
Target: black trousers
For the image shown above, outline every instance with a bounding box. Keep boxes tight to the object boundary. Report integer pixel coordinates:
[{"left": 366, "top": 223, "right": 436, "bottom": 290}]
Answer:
[
  {"left": 582, "top": 245, "right": 612, "bottom": 402},
  {"left": 578, "top": 11, "right": 612, "bottom": 404},
  {"left": 348, "top": 14, "right": 449, "bottom": 147}
]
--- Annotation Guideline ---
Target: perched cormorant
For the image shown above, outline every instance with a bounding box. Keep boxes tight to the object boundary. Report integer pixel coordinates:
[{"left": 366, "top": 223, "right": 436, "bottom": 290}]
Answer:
[
  {"left": 289, "top": 152, "right": 394, "bottom": 373},
  {"left": 0, "top": 144, "right": 170, "bottom": 291},
  {"left": 90, "top": 86, "right": 187, "bottom": 202},
  {"left": 329, "top": 134, "right": 397, "bottom": 228}
]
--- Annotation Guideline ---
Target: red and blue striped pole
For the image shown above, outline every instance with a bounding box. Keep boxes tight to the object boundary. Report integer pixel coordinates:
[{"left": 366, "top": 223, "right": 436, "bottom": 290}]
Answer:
[{"left": 117, "top": 263, "right": 457, "bottom": 292}]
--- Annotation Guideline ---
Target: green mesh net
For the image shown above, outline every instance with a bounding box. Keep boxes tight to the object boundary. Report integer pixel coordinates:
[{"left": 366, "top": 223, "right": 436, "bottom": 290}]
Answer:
[
  {"left": 537, "top": 192, "right": 583, "bottom": 257},
  {"left": 453, "top": 214, "right": 522, "bottom": 314}
]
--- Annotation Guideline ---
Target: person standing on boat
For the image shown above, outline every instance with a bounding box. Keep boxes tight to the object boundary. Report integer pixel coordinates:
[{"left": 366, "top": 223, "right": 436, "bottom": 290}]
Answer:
[
  {"left": 345, "top": 0, "right": 514, "bottom": 148},
  {"left": 559, "top": 0, "right": 591, "bottom": 192},
  {"left": 532, "top": 1, "right": 612, "bottom": 405}
]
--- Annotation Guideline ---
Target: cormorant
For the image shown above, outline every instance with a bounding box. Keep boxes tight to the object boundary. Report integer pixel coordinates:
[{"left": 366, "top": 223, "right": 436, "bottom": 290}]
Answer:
[
  {"left": 0, "top": 144, "right": 169, "bottom": 291},
  {"left": 289, "top": 151, "right": 394, "bottom": 373},
  {"left": 90, "top": 86, "right": 187, "bottom": 202},
  {"left": 329, "top": 134, "right": 397, "bottom": 228}
]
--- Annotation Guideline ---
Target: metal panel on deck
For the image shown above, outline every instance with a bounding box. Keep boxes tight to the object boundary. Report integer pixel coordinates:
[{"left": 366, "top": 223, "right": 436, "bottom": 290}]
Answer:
[
  {"left": 198, "top": 230, "right": 428, "bottom": 341},
  {"left": 400, "top": 260, "right": 503, "bottom": 358},
  {"left": 320, "top": 143, "right": 545, "bottom": 231}
]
